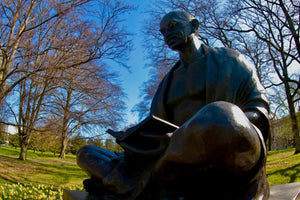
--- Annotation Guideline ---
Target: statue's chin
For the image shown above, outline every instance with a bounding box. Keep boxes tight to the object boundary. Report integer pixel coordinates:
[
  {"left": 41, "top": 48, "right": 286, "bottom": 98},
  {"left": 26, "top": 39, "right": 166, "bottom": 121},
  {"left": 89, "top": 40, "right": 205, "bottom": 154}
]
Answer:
[
  {"left": 167, "top": 38, "right": 187, "bottom": 52},
  {"left": 168, "top": 43, "right": 183, "bottom": 52}
]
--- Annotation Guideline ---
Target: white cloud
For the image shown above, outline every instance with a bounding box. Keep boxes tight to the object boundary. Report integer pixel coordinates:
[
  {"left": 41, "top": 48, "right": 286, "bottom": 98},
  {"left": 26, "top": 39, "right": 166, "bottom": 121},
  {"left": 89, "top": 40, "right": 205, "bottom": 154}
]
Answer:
[{"left": 7, "top": 125, "right": 17, "bottom": 135}]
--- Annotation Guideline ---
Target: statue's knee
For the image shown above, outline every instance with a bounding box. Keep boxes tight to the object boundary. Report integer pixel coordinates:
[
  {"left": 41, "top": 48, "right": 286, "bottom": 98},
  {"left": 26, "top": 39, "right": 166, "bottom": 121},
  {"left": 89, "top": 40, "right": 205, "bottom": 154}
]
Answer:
[
  {"left": 184, "top": 101, "right": 249, "bottom": 136},
  {"left": 76, "top": 145, "right": 94, "bottom": 164},
  {"left": 77, "top": 145, "right": 93, "bottom": 157},
  {"left": 183, "top": 101, "right": 262, "bottom": 172},
  {"left": 194, "top": 101, "right": 249, "bottom": 126}
]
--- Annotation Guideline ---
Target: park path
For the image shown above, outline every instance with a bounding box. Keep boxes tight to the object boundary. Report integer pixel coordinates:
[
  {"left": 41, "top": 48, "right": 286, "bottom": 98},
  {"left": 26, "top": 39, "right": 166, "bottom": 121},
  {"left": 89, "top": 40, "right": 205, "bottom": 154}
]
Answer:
[{"left": 0, "top": 154, "right": 77, "bottom": 165}]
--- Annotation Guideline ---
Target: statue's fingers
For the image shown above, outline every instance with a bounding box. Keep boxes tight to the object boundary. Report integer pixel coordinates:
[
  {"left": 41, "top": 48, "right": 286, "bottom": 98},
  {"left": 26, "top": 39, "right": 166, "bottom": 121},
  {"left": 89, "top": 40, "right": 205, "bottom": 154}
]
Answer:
[{"left": 77, "top": 145, "right": 118, "bottom": 179}]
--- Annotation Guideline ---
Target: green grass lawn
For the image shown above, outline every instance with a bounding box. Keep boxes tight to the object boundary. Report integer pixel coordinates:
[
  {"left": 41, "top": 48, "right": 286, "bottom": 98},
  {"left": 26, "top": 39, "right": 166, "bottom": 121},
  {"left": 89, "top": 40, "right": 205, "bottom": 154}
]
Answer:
[
  {"left": 0, "top": 146, "right": 76, "bottom": 164},
  {"left": 0, "top": 145, "right": 299, "bottom": 199},
  {"left": 266, "top": 148, "right": 300, "bottom": 185},
  {"left": 0, "top": 148, "right": 88, "bottom": 187}
]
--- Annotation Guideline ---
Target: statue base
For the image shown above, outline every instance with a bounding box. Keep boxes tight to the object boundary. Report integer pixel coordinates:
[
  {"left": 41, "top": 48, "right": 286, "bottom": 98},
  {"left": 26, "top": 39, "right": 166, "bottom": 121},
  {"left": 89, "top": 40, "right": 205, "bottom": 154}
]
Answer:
[
  {"left": 63, "top": 182, "right": 300, "bottom": 200},
  {"left": 63, "top": 190, "right": 88, "bottom": 200}
]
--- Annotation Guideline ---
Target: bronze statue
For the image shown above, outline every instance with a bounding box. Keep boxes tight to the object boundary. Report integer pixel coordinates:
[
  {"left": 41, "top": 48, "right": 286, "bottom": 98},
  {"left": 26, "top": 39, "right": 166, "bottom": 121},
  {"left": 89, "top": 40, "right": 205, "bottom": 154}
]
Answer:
[{"left": 77, "top": 11, "right": 270, "bottom": 200}]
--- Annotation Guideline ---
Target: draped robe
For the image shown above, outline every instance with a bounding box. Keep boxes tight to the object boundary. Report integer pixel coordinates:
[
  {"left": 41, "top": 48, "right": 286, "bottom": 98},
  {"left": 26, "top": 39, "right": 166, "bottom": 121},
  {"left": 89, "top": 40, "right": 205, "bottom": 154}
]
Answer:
[{"left": 151, "top": 44, "right": 269, "bottom": 140}]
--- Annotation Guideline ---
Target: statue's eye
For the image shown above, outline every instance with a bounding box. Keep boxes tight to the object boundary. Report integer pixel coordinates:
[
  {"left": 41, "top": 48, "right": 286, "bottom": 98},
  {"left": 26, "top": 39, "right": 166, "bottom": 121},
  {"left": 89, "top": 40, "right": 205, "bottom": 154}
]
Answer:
[
  {"left": 168, "top": 21, "right": 177, "bottom": 29},
  {"left": 160, "top": 21, "right": 178, "bottom": 35}
]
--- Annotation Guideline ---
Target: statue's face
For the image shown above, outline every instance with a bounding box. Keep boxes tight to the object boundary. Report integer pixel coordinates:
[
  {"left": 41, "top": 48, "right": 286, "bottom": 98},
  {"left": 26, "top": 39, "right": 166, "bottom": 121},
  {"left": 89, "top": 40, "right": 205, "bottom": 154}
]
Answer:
[{"left": 160, "top": 13, "right": 193, "bottom": 51}]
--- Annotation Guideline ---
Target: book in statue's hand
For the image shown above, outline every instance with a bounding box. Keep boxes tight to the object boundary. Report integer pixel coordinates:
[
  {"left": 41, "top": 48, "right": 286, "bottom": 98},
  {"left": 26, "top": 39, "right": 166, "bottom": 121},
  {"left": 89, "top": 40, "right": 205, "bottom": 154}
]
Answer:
[{"left": 106, "top": 115, "right": 179, "bottom": 141}]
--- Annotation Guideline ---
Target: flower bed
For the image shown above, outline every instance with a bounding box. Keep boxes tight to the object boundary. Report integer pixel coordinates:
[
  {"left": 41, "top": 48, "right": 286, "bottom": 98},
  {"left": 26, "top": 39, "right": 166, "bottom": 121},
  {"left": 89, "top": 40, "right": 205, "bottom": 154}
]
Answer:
[{"left": 0, "top": 183, "right": 83, "bottom": 200}]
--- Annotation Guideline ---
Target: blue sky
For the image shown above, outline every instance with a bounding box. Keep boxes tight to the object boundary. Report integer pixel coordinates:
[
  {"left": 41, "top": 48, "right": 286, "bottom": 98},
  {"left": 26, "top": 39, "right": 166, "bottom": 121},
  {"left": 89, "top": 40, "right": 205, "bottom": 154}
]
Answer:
[{"left": 117, "top": 0, "right": 154, "bottom": 127}]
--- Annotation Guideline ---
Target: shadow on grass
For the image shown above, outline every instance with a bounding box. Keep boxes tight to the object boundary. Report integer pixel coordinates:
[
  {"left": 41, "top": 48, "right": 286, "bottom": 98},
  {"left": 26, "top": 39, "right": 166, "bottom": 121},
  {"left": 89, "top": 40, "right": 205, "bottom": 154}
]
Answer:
[
  {"left": 0, "top": 155, "right": 87, "bottom": 186},
  {"left": 267, "top": 163, "right": 300, "bottom": 183},
  {"left": 25, "top": 160, "right": 87, "bottom": 184},
  {"left": 0, "top": 173, "right": 19, "bottom": 184}
]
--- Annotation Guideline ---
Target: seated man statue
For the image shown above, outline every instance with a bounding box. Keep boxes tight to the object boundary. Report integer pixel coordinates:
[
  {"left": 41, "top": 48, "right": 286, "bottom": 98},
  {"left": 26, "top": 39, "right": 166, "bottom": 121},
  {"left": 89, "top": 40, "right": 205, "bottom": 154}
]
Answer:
[{"left": 77, "top": 11, "right": 270, "bottom": 200}]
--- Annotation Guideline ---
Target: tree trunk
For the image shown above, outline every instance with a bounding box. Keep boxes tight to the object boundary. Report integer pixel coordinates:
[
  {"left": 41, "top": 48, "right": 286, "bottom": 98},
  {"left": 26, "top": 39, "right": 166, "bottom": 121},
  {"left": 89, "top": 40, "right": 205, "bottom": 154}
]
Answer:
[
  {"left": 292, "top": 112, "right": 300, "bottom": 154},
  {"left": 284, "top": 81, "right": 300, "bottom": 153},
  {"left": 59, "top": 137, "right": 68, "bottom": 159},
  {"left": 19, "top": 136, "right": 29, "bottom": 160},
  {"left": 268, "top": 129, "right": 272, "bottom": 151}
]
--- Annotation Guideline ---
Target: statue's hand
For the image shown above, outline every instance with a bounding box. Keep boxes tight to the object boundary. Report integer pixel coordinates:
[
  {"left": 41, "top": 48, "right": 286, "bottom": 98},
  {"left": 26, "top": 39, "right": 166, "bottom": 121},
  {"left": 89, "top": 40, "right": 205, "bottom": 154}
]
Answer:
[
  {"left": 245, "top": 110, "right": 268, "bottom": 138},
  {"left": 245, "top": 111, "right": 260, "bottom": 123},
  {"left": 77, "top": 145, "right": 120, "bottom": 180}
]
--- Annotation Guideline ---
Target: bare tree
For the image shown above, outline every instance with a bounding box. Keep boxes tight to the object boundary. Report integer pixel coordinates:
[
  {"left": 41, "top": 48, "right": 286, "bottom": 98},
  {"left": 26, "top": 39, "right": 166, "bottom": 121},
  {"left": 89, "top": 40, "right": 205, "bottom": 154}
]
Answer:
[
  {"left": 1, "top": 0, "right": 133, "bottom": 160},
  {"left": 46, "top": 63, "right": 126, "bottom": 159},
  {"left": 16, "top": 74, "right": 53, "bottom": 160},
  {"left": 42, "top": 0, "right": 133, "bottom": 159},
  {"left": 226, "top": 0, "right": 300, "bottom": 153},
  {"left": 4, "top": 1, "right": 90, "bottom": 160},
  {"left": 0, "top": 0, "right": 90, "bottom": 160},
  {"left": 0, "top": 0, "right": 90, "bottom": 103}
]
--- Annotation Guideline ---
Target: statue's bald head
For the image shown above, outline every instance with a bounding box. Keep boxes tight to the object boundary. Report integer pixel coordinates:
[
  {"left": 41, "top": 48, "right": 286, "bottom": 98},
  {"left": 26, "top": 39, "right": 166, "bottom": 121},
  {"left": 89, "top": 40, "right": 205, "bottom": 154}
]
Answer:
[
  {"left": 160, "top": 11, "right": 196, "bottom": 27},
  {"left": 160, "top": 11, "right": 199, "bottom": 36}
]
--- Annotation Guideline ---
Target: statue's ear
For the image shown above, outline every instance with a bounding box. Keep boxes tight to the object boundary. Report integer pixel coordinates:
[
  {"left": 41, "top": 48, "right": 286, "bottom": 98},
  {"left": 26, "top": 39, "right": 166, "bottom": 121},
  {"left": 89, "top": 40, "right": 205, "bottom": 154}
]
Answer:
[{"left": 191, "top": 19, "right": 199, "bottom": 33}]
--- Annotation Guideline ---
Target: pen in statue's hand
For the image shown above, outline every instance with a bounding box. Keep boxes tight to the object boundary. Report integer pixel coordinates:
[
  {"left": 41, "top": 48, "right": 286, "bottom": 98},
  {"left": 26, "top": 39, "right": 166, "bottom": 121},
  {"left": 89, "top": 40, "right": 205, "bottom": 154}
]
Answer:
[{"left": 106, "top": 129, "right": 125, "bottom": 140}]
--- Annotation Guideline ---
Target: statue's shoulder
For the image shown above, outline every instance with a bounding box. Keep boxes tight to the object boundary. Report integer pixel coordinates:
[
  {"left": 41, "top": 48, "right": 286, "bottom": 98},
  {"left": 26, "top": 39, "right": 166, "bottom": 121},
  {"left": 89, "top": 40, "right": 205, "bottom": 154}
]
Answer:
[
  {"left": 202, "top": 44, "right": 254, "bottom": 72},
  {"left": 201, "top": 44, "right": 240, "bottom": 60}
]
